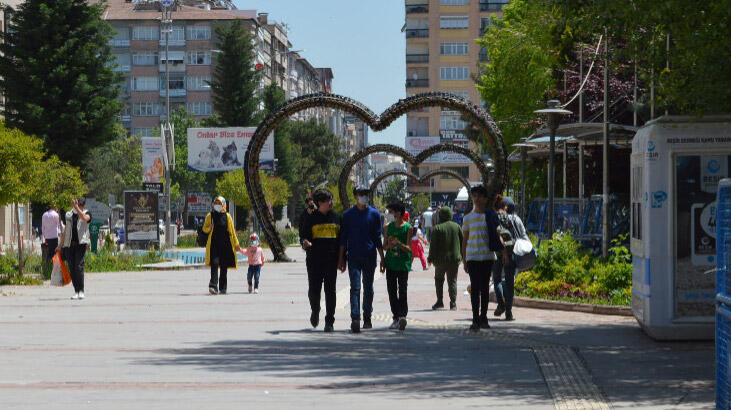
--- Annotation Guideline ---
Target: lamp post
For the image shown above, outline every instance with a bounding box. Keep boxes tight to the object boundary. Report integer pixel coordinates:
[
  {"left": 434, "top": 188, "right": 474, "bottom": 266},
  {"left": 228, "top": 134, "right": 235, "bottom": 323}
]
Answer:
[
  {"left": 534, "top": 100, "right": 571, "bottom": 239},
  {"left": 161, "top": 0, "right": 173, "bottom": 248},
  {"left": 512, "top": 139, "right": 537, "bottom": 221}
]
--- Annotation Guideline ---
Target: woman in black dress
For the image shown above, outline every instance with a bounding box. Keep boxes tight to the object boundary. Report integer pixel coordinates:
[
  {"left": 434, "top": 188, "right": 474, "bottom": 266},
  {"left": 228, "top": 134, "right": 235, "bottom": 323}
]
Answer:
[{"left": 202, "top": 196, "right": 242, "bottom": 294}]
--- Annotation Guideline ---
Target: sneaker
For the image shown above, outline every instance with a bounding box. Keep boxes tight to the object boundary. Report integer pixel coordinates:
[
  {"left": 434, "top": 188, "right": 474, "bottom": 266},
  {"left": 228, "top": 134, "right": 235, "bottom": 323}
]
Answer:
[
  {"left": 324, "top": 324, "right": 334, "bottom": 333},
  {"left": 494, "top": 306, "right": 505, "bottom": 317},
  {"left": 505, "top": 311, "right": 515, "bottom": 321},
  {"left": 248, "top": 284, "right": 253, "bottom": 293},
  {"left": 78, "top": 291, "right": 85, "bottom": 300},
  {"left": 449, "top": 301, "right": 457, "bottom": 310},
  {"left": 362, "top": 318, "right": 372, "bottom": 329},
  {"left": 351, "top": 319, "right": 360, "bottom": 334},
  {"left": 469, "top": 321, "right": 480, "bottom": 332},
  {"left": 389, "top": 319, "right": 399, "bottom": 329},
  {"left": 209, "top": 287, "right": 218, "bottom": 295},
  {"left": 70, "top": 292, "right": 79, "bottom": 300},
  {"left": 398, "top": 317, "right": 407, "bottom": 331},
  {"left": 432, "top": 301, "right": 444, "bottom": 310},
  {"left": 254, "top": 288, "right": 259, "bottom": 294},
  {"left": 479, "top": 316, "right": 490, "bottom": 329},
  {"left": 219, "top": 289, "right": 227, "bottom": 295},
  {"left": 310, "top": 311, "right": 319, "bottom": 328}
]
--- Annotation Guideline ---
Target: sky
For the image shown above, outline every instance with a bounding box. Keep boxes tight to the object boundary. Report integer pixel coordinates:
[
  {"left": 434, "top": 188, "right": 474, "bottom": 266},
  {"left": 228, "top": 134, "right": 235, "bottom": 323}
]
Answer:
[{"left": 233, "top": 0, "right": 406, "bottom": 146}]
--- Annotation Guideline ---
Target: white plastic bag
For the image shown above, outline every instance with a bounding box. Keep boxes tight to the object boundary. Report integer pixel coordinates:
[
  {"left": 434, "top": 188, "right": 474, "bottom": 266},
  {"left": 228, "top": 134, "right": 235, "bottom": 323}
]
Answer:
[
  {"left": 513, "top": 237, "right": 533, "bottom": 256},
  {"left": 50, "top": 255, "right": 64, "bottom": 286}
]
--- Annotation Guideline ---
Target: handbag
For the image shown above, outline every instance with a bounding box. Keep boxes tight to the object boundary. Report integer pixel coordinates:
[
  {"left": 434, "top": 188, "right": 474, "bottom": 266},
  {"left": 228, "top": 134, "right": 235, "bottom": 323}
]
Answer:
[
  {"left": 52, "top": 251, "right": 71, "bottom": 286},
  {"left": 508, "top": 215, "right": 537, "bottom": 272},
  {"left": 196, "top": 213, "right": 209, "bottom": 247}
]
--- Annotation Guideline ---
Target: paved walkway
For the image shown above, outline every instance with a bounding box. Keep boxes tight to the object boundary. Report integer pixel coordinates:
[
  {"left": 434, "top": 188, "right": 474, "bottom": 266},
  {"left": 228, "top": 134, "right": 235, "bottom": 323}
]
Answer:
[{"left": 0, "top": 247, "right": 714, "bottom": 409}]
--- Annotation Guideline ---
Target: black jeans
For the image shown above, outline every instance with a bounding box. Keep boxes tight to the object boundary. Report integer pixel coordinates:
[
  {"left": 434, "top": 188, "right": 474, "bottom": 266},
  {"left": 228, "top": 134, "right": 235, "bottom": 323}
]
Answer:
[
  {"left": 209, "top": 265, "right": 228, "bottom": 292},
  {"left": 66, "top": 244, "right": 87, "bottom": 293},
  {"left": 466, "top": 260, "right": 495, "bottom": 322},
  {"left": 386, "top": 269, "right": 409, "bottom": 320},
  {"left": 307, "top": 257, "right": 337, "bottom": 326}
]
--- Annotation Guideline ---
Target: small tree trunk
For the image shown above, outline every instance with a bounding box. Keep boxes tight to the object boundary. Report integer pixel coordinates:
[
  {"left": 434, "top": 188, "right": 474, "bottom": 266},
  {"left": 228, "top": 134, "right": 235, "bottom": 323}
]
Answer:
[{"left": 15, "top": 202, "right": 23, "bottom": 277}]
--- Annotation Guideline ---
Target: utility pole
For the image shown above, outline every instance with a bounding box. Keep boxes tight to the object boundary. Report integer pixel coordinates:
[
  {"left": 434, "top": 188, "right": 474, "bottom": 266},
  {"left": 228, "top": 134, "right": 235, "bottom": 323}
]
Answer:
[
  {"left": 601, "top": 27, "right": 610, "bottom": 257},
  {"left": 161, "top": 0, "right": 173, "bottom": 248}
]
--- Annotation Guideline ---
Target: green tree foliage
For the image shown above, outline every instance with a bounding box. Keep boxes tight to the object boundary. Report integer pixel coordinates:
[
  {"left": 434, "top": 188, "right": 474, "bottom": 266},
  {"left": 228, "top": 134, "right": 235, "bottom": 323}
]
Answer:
[
  {"left": 410, "top": 192, "right": 431, "bottom": 217},
  {"left": 210, "top": 20, "right": 261, "bottom": 127},
  {"left": 216, "top": 170, "right": 291, "bottom": 211},
  {"left": 83, "top": 133, "right": 142, "bottom": 203},
  {"left": 0, "top": 0, "right": 123, "bottom": 166},
  {"left": 382, "top": 178, "right": 407, "bottom": 205},
  {"left": 0, "top": 124, "right": 85, "bottom": 275}
]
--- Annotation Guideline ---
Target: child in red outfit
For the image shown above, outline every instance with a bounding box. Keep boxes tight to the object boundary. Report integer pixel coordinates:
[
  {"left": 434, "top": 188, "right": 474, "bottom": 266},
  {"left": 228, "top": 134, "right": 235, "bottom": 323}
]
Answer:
[{"left": 410, "top": 227, "right": 429, "bottom": 270}]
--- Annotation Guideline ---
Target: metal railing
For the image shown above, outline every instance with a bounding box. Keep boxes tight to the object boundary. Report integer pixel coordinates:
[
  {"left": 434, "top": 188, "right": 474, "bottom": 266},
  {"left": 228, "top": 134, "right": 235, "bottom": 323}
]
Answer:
[
  {"left": 109, "top": 39, "right": 130, "bottom": 47},
  {"left": 406, "top": 54, "right": 429, "bottom": 63},
  {"left": 405, "top": 4, "right": 428, "bottom": 14},
  {"left": 405, "top": 29, "right": 429, "bottom": 38},
  {"left": 406, "top": 78, "right": 429, "bottom": 88},
  {"left": 160, "top": 89, "right": 186, "bottom": 97},
  {"left": 479, "top": 1, "right": 507, "bottom": 11}
]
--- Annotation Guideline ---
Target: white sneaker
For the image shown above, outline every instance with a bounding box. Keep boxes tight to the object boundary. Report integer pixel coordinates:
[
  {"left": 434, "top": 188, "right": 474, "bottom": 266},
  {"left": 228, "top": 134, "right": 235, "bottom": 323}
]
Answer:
[
  {"left": 78, "top": 291, "right": 85, "bottom": 300},
  {"left": 71, "top": 293, "right": 79, "bottom": 300},
  {"left": 389, "top": 320, "right": 399, "bottom": 329},
  {"left": 254, "top": 288, "right": 259, "bottom": 294}
]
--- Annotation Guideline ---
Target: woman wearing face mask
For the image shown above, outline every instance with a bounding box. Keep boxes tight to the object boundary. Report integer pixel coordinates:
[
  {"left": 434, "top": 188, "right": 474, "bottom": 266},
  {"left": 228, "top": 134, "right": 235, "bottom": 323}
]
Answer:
[{"left": 202, "top": 196, "right": 243, "bottom": 295}]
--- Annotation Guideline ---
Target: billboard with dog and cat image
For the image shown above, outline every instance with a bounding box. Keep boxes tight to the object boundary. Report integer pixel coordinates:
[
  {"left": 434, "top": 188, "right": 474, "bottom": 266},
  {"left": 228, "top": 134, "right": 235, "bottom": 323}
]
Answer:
[{"left": 187, "top": 127, "right": 274, "bottom": 172}]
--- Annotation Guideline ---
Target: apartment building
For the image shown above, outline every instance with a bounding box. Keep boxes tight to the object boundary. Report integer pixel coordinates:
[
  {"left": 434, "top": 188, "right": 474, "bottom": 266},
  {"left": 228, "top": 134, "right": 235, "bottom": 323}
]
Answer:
[{"left": 404, "top": 0, "right": 506, "bottom": 205}]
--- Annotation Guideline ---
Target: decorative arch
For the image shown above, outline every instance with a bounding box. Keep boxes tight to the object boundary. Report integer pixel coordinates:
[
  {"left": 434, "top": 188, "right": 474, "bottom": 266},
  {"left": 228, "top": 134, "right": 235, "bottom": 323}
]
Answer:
[
  {"left": 368, "top": 169, "right": 472, "bottom": 205},
  {"left": 245, "top": 92, "right": 506, "bottom": 261}
]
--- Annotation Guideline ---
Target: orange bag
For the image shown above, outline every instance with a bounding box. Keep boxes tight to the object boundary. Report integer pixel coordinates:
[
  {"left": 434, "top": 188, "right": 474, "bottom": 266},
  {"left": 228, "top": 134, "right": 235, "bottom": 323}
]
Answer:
[{"left": 52, "top": 251, "right": 71, "bottom": 286}]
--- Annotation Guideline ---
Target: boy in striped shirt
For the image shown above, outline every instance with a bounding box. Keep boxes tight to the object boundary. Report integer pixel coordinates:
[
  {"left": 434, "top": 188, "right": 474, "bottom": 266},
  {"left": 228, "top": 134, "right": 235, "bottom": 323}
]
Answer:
[{"left": 461, "top": 185, "right": 507, "bottom": 331}]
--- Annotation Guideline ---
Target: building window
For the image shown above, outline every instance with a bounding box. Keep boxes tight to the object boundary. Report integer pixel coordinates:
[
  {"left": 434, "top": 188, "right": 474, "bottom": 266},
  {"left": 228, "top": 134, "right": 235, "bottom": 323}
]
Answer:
[
  {"left": 131, "top": 128, "right": 154, "bottom": 137},
  {"left": 132, "top": 52, "right": 158, "bottom": 66},
  {"left": 480, "top": 17, "right": 494, "bottom": 33},
  {"left": 110, "top": 27, "right": 130, "bottom": 46},
  {"left": 133, "top": 76, "right": 158, "bottom": 91},
  {"left": 160, "top": 76, "right": 185, "bottom": 90},
  {"left": 440, "top": 0, "right": 469, "bottom": 4},
  {"left": 440, "top": 67, "right": 469, "bottom": 80},
  {"left": 187, "top": 101, "right": 212, "bottom": 116},
  {"left": 441, "top": 114, "right": 469, "bottom": 130},
  {"left": 187, "top": 76, "right": 211, "bottom": 90},
  {"left": 110, "top": 53, "right": 131, "bottom": 72},
  {"left": 441, "top": 166, "right": 470, "bottom": 179},
  {"left": 440, "top": 42, "right": 469, "bottom": 55},
  {"left": 186, "top": 51, "right": 211, "bottom": 65},
  {"left": 162, "top": 26, "right": 185, "bottom": 42},
  {"left": 132, "top": 26, "right": 159, "bottom": 41},
  {"left": 132, "top": 102, "right": 160, "bottom": 116},
  {"left": 480, "top": 0, "right": 509, "bottom": 12},
  {"left": 440, "top": 15, "right": 469, "bottom": 29},
  {"left": 186, "top": 25, "right": 211, "bottom": 40}
]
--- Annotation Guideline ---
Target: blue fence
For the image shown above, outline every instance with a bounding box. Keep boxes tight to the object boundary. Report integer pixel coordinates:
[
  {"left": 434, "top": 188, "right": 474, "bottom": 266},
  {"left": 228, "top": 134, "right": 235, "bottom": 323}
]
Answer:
[
  {"left": 524, "top": 195, "right": 630, "bottom": 249},
  {"left": 716, "top": 179, "right": 731, "bottom": 409}
]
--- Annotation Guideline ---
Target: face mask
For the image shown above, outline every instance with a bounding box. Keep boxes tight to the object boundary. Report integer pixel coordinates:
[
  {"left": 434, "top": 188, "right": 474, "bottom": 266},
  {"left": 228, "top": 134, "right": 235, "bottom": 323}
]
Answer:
[
  {"left": 357, "top": 196, "right": 369, "bottom": 206},
  {"left": 213, "top": 204, "right": 223, "bottom": 212},
  {"left": 385, "top": 213, "right": 395, "bottom": 223}
]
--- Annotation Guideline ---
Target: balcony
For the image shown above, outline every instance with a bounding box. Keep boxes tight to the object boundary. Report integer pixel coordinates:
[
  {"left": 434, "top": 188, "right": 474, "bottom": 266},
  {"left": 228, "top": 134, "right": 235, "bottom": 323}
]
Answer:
[
  {"left": 405, "top": 4, "right": 428, "bottom": 14},
  {"left": 160, "top": 89, "right": 186, "bottom": 97},
  {"left": 405, "top": 29, "right": 429, "bottom": 39},
  {"left": 158, "top": 63, "right": 186, "bottom": 73},
  {"left": 480, "top": 1, "right": 508, "bottom": 12},
  {"left": 109, "top": 39, "right": 130, "bottom": 47},
  {"left": 406, "top": 78, "right": 429, "bottom": 88},
  {"left": 159, "top": 38, "right": 185, "bottom": 46},
  {"left": 112, "top": 64, "right": 131, "bottom": 72},
  {"left": 406, "top": 54, "right": 429, "bottom": 63}
]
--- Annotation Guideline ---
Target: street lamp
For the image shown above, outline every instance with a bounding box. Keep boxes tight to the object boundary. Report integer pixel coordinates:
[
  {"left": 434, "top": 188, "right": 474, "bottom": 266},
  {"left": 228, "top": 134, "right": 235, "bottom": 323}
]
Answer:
[
  {"left": 534, "top": 100, "right": 571, "bottom": 239},
  {"left": 160, "top": 0, "right": 174, "bottom": 248}
]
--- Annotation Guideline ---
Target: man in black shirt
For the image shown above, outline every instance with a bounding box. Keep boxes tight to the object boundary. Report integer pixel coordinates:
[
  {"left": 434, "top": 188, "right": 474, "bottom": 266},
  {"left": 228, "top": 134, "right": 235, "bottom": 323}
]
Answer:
[{"left": 301, "top": 189, "right": 341, "bottom": 332}]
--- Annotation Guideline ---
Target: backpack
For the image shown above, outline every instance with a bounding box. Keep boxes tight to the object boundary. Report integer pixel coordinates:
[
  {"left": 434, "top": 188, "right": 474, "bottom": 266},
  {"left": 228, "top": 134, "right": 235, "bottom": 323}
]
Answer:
[
  {"left": 196, "top": 213, "right": 209, "bottom": 247},
  {"left": 497, "top": 212, "right": 516, "bottom": 249}
]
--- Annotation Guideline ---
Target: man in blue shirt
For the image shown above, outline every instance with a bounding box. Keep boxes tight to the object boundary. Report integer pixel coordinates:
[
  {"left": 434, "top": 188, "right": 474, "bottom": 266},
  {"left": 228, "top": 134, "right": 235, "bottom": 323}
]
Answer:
[{"left": 338, "top": 186, "right": 385, "bottom": 333}]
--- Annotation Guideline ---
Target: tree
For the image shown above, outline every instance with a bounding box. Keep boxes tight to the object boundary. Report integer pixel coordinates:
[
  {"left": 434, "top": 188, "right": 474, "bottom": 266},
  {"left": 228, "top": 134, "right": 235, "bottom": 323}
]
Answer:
[
  {"left": 0, "top": 123, "right": 85, "bottom": 275},
  {"left": 83, "top": 133, "right": 143, "bottom": 203},
  {"left": 216, "top": 169, "right": 291, "bottom": 229},
  {"left": 0, "top": 0, "right": 124, "bottom": 166},
  {"left": 209, "top": 20, "right": 261, "bottom": 127},
  {"left": 382, "top": 178, "right": 407, "bottom": 205},
  {"left": 410, "top": 192, "right": 431, "bottom": 217},
  {"left": 167, "top": 108, "right": 208, "bottom": 220}
]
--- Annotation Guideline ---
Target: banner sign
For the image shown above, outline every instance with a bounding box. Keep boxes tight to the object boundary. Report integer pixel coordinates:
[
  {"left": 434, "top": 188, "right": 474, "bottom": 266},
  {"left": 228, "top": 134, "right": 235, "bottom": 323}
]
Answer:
[
  {"left": 142, "top": 137, "right": 165, "bottom": 183},
  {"left": 142, "top": 182, "right": 163, "bottom": 193},
  {"left": 187, "top": 127, "right": 274, "bottom": 172},
  {"left": 187, "top": 192, "right": 212, "bottom": 214},
  {"left": 431, "top": 192, "right": 457, "bottom": 208},
  {"left": 124, "top": 191, "right": 159, "bottom": 243},
  {"left": 405, "top": 136, "right": 440, "bottom": 163},
  {"left": 440, "top": 129, "right": 468, "bottom": 141}
]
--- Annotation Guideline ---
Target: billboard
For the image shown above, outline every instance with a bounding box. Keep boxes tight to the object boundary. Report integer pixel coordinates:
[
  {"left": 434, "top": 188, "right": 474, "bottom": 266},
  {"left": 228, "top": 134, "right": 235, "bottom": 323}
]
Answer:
[
  {"left": 187, "top": 192, "right": 212, "bottom": 214},
  {"left": 124, "top": 191, "right": 159, "bottom": 244},
  {"left": 405, "top": 136, "right": 439, "bottom": 163},
  {"left": 142, "top": 137, "right": 165, "bottom": 183},
  {"left": 187, "top": 127, "right": 274, "bottom": 172}
]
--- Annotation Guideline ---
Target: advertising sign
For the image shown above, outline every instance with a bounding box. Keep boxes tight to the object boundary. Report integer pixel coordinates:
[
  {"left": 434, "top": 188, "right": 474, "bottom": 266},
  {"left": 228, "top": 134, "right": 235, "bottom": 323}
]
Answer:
[
  {"left": 124, "top": 191, "right": 159, "bottom": 244},
  {"left": 187, "top": 127, "right": 274, "bottom": 172},
  {"left": 405, "top": 136, "right": 439, "bottom": 163},
  {"left": 431, "top": 192, "right": 457, "bottom": 208},
  {"left": 440, "top": 129, "right": 468, "bottom": 141},
  {"left": 187, "top": 192, "right": 212, "bottom": 214},
  {"left": 142, "top": 137, "right": 165, "bottom": 183},
  {"left": 142, "top": 182, "right": 163, "bottom": 193}
]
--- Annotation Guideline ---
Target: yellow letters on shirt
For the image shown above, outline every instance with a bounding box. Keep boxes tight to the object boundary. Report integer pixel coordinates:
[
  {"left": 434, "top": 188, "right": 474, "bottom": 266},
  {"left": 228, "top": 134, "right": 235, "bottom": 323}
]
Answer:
[{"left": 312, "top": 223, "right": 339, "bottom": 239}]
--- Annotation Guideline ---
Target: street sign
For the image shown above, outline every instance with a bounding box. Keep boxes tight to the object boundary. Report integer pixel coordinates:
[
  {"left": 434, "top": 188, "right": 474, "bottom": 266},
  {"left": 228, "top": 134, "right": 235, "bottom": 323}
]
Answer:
[{"left": 143, "top": 182, "right": 163, "bottom": 193}]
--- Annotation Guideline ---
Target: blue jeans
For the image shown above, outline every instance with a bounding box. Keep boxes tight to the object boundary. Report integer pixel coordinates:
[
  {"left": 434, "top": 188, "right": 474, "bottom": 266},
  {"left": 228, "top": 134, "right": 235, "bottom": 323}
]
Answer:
[
  {"left": 247, "top": 265, "right": 261, "bottom": 288},
  {"left": 493, "top": 254, "right": 517, "bottom": 310},
  {"left": 348, "top": 255, "right": 377, "bottom": 320}
]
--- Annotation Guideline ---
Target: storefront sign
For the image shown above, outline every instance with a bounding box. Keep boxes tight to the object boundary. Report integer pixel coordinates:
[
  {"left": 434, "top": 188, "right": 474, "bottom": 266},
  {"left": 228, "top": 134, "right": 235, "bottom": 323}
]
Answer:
[
  {"left": 142, "top": 137, "right": 165, "bottom": 183},
  {"left": 124, "top": 191, "right": 159, "bottom": 243},
  {"left": 431, "top": 192, "right": 457, "bottom": 208},
  {"left": 142, "top": 182, "right": 163, "bottom": 193},
  {"left": 187, "top": 127, "right": 274, "bottom": 172},
  {"left": 439, "top": 129, "right": 467, "bottom": 140}
]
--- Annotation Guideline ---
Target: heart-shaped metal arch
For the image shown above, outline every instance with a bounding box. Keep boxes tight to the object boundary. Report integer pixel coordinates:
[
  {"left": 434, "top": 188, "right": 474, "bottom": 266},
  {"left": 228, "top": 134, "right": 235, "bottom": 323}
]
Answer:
[
  {"left": 338, "top": 143, "right": 487, "bottom": 209},
  {"left": 368, "top": 168, "right": 472, "bottom": 204},
  {"left": 245, "top": 92, "right": 507, "bottom": 261}
]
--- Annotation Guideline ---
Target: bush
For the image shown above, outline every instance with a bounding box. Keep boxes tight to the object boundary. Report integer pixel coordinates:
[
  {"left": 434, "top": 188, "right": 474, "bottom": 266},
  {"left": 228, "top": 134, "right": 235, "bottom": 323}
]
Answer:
[
  {"left": 85, "top": 249, "right": 164, "bottom": 272},
  {"left": 176, "top": 234, "right": 198, "bottom": 249},
  {"left": 0, "top": 252, "right": 44, "bottom": 285}
]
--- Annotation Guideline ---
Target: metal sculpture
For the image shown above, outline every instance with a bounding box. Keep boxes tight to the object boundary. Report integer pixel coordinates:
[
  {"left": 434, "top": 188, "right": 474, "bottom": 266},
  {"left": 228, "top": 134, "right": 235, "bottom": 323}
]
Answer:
[
  {"left": 368, "top": 169, "right": 472, "bottom": 204},
  {"left": 245, "top": 92, "right": 506, "bottom": 261}
]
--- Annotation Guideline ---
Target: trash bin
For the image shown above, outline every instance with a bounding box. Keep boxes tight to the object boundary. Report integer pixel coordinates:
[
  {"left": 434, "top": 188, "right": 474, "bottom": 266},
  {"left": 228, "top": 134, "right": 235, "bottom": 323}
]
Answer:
[{"left": 89, "top": 222, "right": 101, "bottom": 253}]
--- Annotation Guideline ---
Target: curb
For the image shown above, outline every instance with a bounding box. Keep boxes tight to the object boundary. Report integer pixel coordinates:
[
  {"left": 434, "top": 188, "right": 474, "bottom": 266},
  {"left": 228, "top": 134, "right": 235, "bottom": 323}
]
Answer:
[
  {"left": 489, "top": 293, "right": 632, "bottom": 316},
  {"left": 139, "top": 263, "right": 207, "bottom": 271}
]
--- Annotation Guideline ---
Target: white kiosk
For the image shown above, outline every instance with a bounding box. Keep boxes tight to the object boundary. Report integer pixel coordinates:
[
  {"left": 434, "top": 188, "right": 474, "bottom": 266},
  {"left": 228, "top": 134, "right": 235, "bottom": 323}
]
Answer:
[{"left": 631, "top": 115, "right": 731, "bottom": 340}]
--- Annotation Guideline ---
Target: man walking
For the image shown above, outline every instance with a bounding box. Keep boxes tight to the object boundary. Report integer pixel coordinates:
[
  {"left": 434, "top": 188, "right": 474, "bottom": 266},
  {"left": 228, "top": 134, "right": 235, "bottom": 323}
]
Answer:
[
  {"left": 422, "top": 207, "right": 433, "bottom": 241},
  {"left": 383, "top": 203, "right": 412, "bottom": 331},
  {"left": 41, "top": 205, "right": 61, "bottom": 274},
  {"left": 338, "top": 186, "right": 385, "bottom": 334},
  {"left": 58, "top": 198, "right": 92, "bottom": 300},
  {"left": 428, "top": 206, "right": 463, "bottom": 311},
  {"left": 301, "top": 189, "right": 341, "bottom": 333},
  {"left": 462, "top": 186, "right": 507, "bottom": 331}
]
